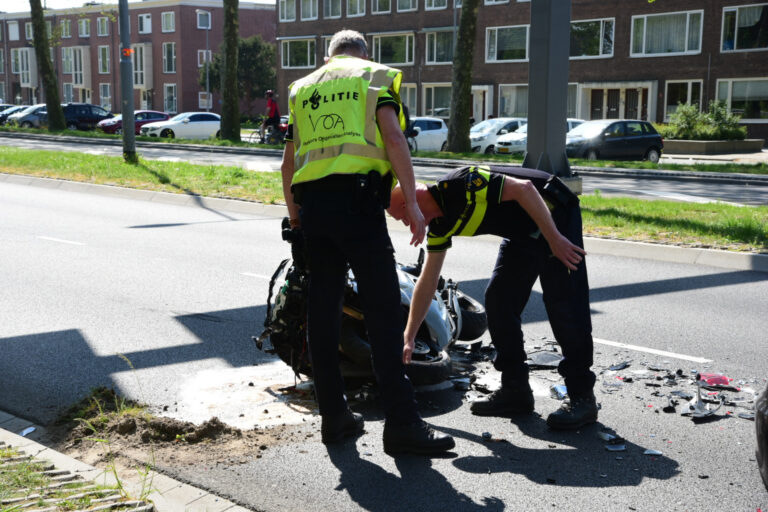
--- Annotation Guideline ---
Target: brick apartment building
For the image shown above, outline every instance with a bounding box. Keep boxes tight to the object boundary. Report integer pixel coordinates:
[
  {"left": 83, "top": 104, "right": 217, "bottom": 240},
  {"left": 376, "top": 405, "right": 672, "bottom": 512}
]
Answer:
[
  {"left": 275, "top": 0, "right": 768, "bottom": 140},
  {"left": 0, "top": 0, "right": 275, "bottom": 115}
]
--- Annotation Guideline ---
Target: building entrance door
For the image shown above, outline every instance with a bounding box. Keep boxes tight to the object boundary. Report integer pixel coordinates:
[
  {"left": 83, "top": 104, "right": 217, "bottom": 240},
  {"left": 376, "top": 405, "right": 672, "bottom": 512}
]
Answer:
[
  {"left": 606, "top": 89, "right": 620, "bottom": 118},
  {"left": 472, "top": 89, "right": 486, "bottom": 122},
  {"left": 590, "top": 90, "right": 603, "bottom": 120}
]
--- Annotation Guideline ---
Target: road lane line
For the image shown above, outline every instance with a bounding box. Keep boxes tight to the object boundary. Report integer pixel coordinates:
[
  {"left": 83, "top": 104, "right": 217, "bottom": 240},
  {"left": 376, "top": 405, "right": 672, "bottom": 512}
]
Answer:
[
  {"left": 635, "top": 190, "right": 745, "bottom": 207},
  {"left": 241, "top": 272, "right": 270, "bottom": 280},
  {"left": 36, "top": 236, "right": 84, "bottom": 246},
  {"left": 593, "top": 337, "right": 712, "bottom": 363}
]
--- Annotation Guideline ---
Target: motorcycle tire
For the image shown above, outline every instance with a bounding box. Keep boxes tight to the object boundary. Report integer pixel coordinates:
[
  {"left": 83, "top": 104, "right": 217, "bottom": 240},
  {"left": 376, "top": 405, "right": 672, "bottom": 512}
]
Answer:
[
  {"left": 406, "top": 348, "right": 452, "bottom": 386},
  {"left": 456, "top": 291, "right": 488, "bottom": 341}
]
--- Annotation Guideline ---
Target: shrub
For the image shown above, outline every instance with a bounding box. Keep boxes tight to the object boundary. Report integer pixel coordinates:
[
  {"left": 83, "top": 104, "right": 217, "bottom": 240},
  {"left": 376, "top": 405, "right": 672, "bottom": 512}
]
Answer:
[{"left": 657, "top": 101, "right": 747, "bottom": 141}]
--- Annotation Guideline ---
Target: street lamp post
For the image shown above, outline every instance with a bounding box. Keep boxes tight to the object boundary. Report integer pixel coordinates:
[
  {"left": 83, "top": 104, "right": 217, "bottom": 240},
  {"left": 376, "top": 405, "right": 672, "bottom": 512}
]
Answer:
[{"left": 196, "top": 9, "right": 211, "bottom": 112}]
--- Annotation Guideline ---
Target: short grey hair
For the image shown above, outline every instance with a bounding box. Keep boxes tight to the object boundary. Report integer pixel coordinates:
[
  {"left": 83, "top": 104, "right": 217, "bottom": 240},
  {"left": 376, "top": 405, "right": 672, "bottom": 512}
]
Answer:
[{"left": 327, "top": 30, "right": 368, "bottom": 58}]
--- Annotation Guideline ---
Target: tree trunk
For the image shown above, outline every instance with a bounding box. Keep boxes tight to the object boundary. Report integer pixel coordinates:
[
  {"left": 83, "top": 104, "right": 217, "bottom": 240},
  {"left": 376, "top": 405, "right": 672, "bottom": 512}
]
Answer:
[
  {"left": 220, "top": 0, "right": 240, "bottom": 141},
  {"left": 29, "top": 0, "right": 65, "bottom": 131},
  {"left": 446, "top": 0, "right": 479, "bottom": 153}
]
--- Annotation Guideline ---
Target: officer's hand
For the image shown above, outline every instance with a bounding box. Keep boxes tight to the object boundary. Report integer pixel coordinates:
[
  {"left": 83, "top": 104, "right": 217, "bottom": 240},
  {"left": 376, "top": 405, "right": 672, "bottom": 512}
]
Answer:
[
  {"left": 403, "top": 334, "right": 416, "bottom": 364},
  {"left": 403, "top": 202, "right": 426, "bottom": 246},
  {"left": 551, "top": 233, "right": 586, "bottom": 271}
]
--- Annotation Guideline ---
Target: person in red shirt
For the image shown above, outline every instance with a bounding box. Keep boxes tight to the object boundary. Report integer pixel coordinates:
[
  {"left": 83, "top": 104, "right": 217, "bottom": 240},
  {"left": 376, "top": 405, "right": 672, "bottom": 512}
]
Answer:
[{"left": 260, "top": 90, "right": 280, "bottom": 141}]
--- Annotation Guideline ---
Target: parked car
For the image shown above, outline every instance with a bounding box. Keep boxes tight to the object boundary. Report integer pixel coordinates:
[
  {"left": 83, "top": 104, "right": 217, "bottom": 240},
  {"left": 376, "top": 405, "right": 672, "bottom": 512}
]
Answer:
[
  {"left": 140, "top": 112, "right": 221, "bottom": 139},
  {"left": 758, "top": 385, "right": 768, "bottom": 491},
  {"left": 565, "top": 119, "right": 663, "bottom": 163},
  {"left": 0, "top": 105, "right": 29, "bottom": 125},
  {"left": 97, "top": 110, "right": 170, "bottom": 135},
  {"left": 0, "top": 104, "right": 14, "bottom": 112},
  {"left": 6, "top": 104, "right": 48, "bottom": 128},
  {"left": 60, "top": 103, "right": 113, "bottom": 130},
  {"left": 470, "top": 117, "right": 527, "bottom": 154},
  {"left": 496, "top": 118, "right": 585, "bottom": 155},
  {"left": 410, "top": 116, "right": 448, "bottom": 152}
]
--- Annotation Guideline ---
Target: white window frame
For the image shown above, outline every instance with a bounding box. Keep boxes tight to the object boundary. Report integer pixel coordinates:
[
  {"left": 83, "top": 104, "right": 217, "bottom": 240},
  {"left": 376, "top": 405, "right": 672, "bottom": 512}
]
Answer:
[
  {"left": 161, "top": 11, "right": 175, "bottom": 33},
  {"left": 0, "top": 50, "right": 4, "bottom": 74},
  {"left": 8, "top": 21, "right": 19, "bottom": 41},
  {"left": 197, "top": 49, "right": 212, "bottom": 67},
  {"left": 162, "top": 42, "right": 176, "bottom": 73},
  {"left": 61, "top": 47, "right": 73, "bottom": 74},
  {"left": 373, "top": 0, "right": 391, "bottom": 14},
  {"left": 721, "top": 3, "right": 768, "bottom": 53},
  {"left": 78, "top": 18, "right": 90, "bottom": 37},
  {"left": 133, "top": 44, "right": 145, "bottom": 87},
  {"left": 279, "top": 0, "right": 296, "bottom": 22},
  {"left": 10, "top": 49, "right": 21, "bottom": 74},
  {"left": 164, "top": 83, "right": 177, "bottom": 113},
  {"left": 97, "top": 17, "right": 109, "bottom": 36},
  {"left": 323, "top": 0, "right": 341, "bottom": 18},
  {"left": 97, "top": 45, "right": 110, "bottom": 74},
  {"left": 630, "top": 10, "right": 703, "bottom": 57},
  {"left": 281, "top": 38, "right": 316, "bottom": 69},
  {"left": 197, "top": 10, "right": 211, "bottom": 29},
  {"left": 425, "top": 30, "right": 454, "bottom": 65},
  {"left": 486, "top": 25, "right": 529, "bottom": 63},
  {"left": 99, "top": 83, "right": 111, "bottom": 110},
  {"left": 425, "top": 0, "right": 447, "bottom": 10},
  {"left": 71, "top": 47, "right": 84, "bottom": 86},
  {"left": 300, "top": 0, "right": 318, "bottom": 20},
  {"left": 401, "top": 83, "right": 417, "bottom": 114},
  {"left": 198, "top": 91, "right": 212, "bottom": 110},
  {"left": 25, "top": 22, "right": 33, "bottom": 40},
  {"left": 371, "top": 33, "right": 414, "bottom": 66},
  {"left": 664, "top": 79, "right": 703, "bottom": 119},
  {"left": 484, "top": 0, "right": 509, "bottom": 5},
  {"left": 63, "top": 82, "right": 74, "bottom": 103},
  {"left": 60, "top": 19, "right": 71, "bottom": 38},
  {"left": 570, "top": 17, "right": 614, "bottom": 60},
  {"left": 422, "top": 82, "right": 451, "bottom": 117},
  {"left": 498, "top": 83, "right": 529, "bottom": 117},
  {"left": 138, "top": 13, "right": 152, "bottom": 34},
  {"left": 716, "top": 77, "right": 768, "bottom": 122},
  {"left": 347, "top": 0, "right": 366, "bottom": 17},
  {"left": 397, "top": 0, "right": 417, "bottom": 12}
]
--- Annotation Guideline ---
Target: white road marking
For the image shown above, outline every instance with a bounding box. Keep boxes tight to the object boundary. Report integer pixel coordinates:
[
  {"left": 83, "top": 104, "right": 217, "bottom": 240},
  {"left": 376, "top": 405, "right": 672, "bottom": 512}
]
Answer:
[
  {"left": 241, "top": 272, "right": 270, "bottom": 280},
  {"left": 36, "top": 236, "right": 84, "bottom": 246},
  {"left": 594, "top": 337, "right": 712, "bottom": 363},
  {"left": 635, "top": 189, "right": 745, "bottom": 207}
]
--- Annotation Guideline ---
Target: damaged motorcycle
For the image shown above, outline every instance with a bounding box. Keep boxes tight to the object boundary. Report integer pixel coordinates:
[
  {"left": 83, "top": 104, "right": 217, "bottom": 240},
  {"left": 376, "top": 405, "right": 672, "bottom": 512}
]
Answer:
[{"left": 255, "top": 218, "right": 487, "bottom": 385}]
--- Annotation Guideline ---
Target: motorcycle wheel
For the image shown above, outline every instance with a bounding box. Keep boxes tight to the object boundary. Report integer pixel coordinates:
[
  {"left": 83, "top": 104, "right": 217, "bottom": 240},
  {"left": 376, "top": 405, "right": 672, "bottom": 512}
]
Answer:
[
  {"left": 406, "top": 345, "right": 452, "bottom": 385},
  {"left": 456, "top": 291, "right": 488, "bottom": 341}
]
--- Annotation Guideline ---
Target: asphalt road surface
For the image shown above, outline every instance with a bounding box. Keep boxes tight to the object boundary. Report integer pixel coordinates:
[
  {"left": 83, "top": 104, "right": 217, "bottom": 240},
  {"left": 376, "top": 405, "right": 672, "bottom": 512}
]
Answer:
[
  {"left": 1, "top": 181, "right": 766, "bottom": 510},
  {"left": 1, "top": 135, "right": 766, "bottom": 206}
]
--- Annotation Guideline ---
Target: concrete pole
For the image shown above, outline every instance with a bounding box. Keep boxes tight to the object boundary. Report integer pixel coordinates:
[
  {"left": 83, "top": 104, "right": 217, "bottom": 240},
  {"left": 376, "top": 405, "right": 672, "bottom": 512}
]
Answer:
[
  {"left": 522, "top": 0, "right": 573, "bottom": 180},
  {"left": 118, "top": 0, "right": 137, "bottom": 163}
]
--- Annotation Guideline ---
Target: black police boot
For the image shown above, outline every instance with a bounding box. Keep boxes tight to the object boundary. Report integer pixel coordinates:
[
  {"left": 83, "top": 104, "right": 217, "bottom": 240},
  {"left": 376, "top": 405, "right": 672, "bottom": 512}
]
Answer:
[
  {"left": 321, "top": 408, "right": 364, "bottom": 444},
  {"left": 470, "top": 378, "right": 534, "bottom": 417},
  {"left": 546, "top": 392, "right": 599, "bottom": 430},
  {"left": 383, "top": 421, "right": 455, "bottom": 455}
]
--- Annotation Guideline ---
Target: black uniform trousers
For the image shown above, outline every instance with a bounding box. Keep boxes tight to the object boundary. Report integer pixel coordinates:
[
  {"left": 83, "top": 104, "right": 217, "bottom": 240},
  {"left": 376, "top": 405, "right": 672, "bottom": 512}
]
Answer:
[
  {"left": 483, "top": 202, "right": 596, "bottom": 397},
  {"left": 297, "top": 175, "right": 421, "bottom": 426}
]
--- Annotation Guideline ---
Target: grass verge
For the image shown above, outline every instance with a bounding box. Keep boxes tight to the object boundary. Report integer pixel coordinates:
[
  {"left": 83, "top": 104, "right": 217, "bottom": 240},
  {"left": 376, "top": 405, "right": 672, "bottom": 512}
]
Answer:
[{"left": 1, "top": 146, "right": 765, "bottom": 252}]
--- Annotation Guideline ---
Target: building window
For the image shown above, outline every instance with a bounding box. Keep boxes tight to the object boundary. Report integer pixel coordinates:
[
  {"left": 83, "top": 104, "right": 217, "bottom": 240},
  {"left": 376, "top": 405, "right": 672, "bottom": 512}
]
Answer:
[
  {"left": 347, "top": 0, "right": 365, "bottom": 17},
  {"left": 499, "top": 84, "right": 528, "bottom": 117},
  {"left": 199, "top": 91, "right": 212, "bottom": 109},
  {"left": 98, "top": 45, "right": 110, "bottom": 74},
  {"left": 665, "top": 80, "right": 702, "bottom": 118},
  {"left": 485, "top": 0, "right": 509, "bottom": 5},
  {"left": 631, "top": 10, "right": 702, "bottom": 56},
  {"left": 62, "top": 47, "right": 73, "bottom": 74},
  {"left": 281, "top": 39, "right": 316, "bottom": 68},
  {"left": 71, "top": 47, "right": 84, "bottom": 86},
  {"left": 397, "top": 0, "right": 417, "bottom": 11},
  {"left": 426, "top": 0, "right": 447, "bottom": 10},
  {"left": 401, "top": 83, "right": 417, "bottom": 114},
  {"left": 426, "top": 31, "right": 453, "bottom": 64},
  {"left": 372, "top": 33, "right": 414, "bottom": 65},
  {"left": 570, "top": 18, "right": 614, "bottom": 59},
  {"left": 161, "top": 12, "right": 175, "bottom": 32},
  {"left": 25, "top": 22, "right": 33, "bottom": 40},
  {"left": 78, "top": 18, "right": 90, "bottom": 37},
  {"left": 423, "top": 84, "right": 451, "bottom": 117},
  {"left": 197, "top": 49, "right": 212, "bottom": 67},
  {"left": 279, "top": 0, "right": 296, "bottom": 22},
  {"left": 373, "top": 0, "right": 391, "bottom": 14},
  {"left": 63, "top": 83, "right": 74, "bottom": 103},
  {"left": 61, "top": 19, "right": 71, "bottom": 38},
  {"left": 162, "top": 42, "right": 176, "bottom": 73},
  {"left": 722, "top": 4, "right": 768, "bottom": 52},
  {"left": 164, "top": 84, "right": 177, "bottom": 113},
  {"left": 133, "top": 45, "right": 145, "bottom": 87},
  {"left": 100, "top": 83, "right": 111, "bottom": 110},
  {"left": 486, "top": 25, "right": 528, "bottom": 62},
  {"left": 0, "top": 50, "right": 4, "bottom": 74},
  {"left": 301, "top": 0, "right": 318, "bottom": 20},
  {"left": 8, "top": 21, "right": 19, "bottom": 41},
  {"left": 138, "top": 13, "right": 151, "bottom": 34},
  {"left": 717, "top": 78, "right": 768, "bottom": 120},
  {"left": 11, "top": 49, "right": 20, "bottom": 73},
  {"left": 97, "top": 17, "right": 109, "bottom": 36},
  {"left": 197, "top": 11, "right": 211, "bottom": 29},
  {"left": 324, "top": 0, "right": 341, "bottom": 18}
]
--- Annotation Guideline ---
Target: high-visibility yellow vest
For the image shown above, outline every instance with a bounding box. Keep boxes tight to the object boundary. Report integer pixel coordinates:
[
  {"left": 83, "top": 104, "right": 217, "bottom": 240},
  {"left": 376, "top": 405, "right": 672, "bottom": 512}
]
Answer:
[{"left": 288, "top": 55, "right": 406, "bottom": 185}]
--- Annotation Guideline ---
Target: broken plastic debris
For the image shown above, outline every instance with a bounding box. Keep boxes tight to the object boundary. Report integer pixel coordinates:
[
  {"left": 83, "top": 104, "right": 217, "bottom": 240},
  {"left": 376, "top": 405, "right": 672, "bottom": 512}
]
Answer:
[
  {"left": 597, "top": 431, "right": 616, "bottom": 442},
  {"left": 481, "top": 432, "right": 492, "bottom": 441},
  {"left": 605, "top": 444, "right": 626, "bottom": 452},
  {"left": 296, "top": 380, "right": 314, "bottom": 392},
  {"left": 682, "top": 376, "right": 723, "bottom": 419},
  {"left": 698, "top": 372, "right": 741, "bottom": 392},
  {"left": 550, "top": 385, "right": 568, "bottom": 400},
  {"left": 527, "top": 351, "right": 564, "bottom": 369},
  {"left": 18, "top": 426, "right": 35, "bottom": 437},
  {"left": 737, "top": 412, "right": 755, "bottom": 421},
  {"left": 452, "top": 378, "right": 471, "bottom": 391},
  {"left": 609, "top": 361, "right": 631, "bottom": 371},
  {"left": 643, "top": 449, "right": 663, "bottom": 456},
  {"left": 671, "top": 390, "right": 694, "bottom": 401}
]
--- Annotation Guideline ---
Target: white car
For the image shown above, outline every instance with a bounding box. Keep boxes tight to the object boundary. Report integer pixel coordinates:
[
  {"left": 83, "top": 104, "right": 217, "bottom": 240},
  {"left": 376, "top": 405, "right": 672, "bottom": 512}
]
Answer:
[
  {"left": 140, "top": 112, "right": 221, "bottom": 139},
  {"left": 495, "top": 118, "right": 586, "bottom": 155},
  {"left": 410, "top": 116, "right": 448, "bottom": 152},
  {"left": 469, "top": 117, "right": 527, "bottom": 154}
]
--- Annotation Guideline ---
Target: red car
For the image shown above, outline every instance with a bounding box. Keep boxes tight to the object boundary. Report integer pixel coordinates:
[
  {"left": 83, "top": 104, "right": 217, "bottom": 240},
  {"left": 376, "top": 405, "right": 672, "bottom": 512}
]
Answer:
[{"left": 97, "top": 110, "right": 170, "bottom": 135}]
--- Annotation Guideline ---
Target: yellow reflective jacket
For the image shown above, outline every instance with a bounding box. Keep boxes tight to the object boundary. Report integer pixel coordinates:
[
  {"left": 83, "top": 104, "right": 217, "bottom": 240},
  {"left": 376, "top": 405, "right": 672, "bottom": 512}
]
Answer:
[{"left": 288, "top": 55, "right": 406, "bottom": 185}]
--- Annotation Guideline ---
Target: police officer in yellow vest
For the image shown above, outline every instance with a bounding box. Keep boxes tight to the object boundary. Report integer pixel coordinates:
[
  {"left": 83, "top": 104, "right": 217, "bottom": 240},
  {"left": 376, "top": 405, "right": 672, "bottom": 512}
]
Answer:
[{"left": 280, "top": 30, "right": 454, "bottom": 455}]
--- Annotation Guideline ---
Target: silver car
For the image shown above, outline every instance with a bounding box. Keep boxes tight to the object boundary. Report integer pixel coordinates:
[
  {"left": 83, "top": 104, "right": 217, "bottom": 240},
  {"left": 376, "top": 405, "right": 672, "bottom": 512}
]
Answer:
[{"left": 6, "top": 104, "right": 48, "bottom": 128}]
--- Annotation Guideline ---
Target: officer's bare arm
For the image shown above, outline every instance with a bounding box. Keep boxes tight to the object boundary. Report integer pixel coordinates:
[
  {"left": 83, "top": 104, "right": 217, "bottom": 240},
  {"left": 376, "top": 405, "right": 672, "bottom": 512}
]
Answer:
[
  {"left": 280, "top": 141, "right": 301, "bottom": 227},
  {"left": 502, "top": 177, "right": 585, "bottom": 270},
  {"left": 403, "top": 250, "right": 447, "bottom": 364}
]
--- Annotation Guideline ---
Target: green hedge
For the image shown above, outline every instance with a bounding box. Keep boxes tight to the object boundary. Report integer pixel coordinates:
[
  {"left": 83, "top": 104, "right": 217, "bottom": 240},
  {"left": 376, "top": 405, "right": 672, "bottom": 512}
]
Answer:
[{"left": 654, "top": 101, "right": 747, "bottom": 141}]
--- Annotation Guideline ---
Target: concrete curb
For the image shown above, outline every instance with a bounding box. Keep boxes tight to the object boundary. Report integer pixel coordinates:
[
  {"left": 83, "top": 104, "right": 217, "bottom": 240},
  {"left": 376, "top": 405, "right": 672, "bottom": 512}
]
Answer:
[
  {"left": 0, "top": 415, "right": 250, "bottom": 512},
  {"left": 3, "top": 171, "right": 766, "bottom": 273}
]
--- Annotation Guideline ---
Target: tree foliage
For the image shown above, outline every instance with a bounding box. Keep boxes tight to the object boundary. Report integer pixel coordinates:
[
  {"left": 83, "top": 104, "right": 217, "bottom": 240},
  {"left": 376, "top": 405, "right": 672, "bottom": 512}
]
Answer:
[
  {"left": 29, "top": 0, "right": 65, "bottom": 131},
  {"left": 446, "top": 0, "right": 480, "bottom": 152}
]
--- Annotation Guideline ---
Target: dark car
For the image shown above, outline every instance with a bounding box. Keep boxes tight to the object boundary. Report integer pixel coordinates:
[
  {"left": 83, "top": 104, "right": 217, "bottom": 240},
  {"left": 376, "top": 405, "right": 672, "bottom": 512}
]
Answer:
[
  {"left": 61, "top": 103, "right": 113, "bottom": 130},
  {"left": 758, "top": 386, "right": 768, "bottom": 490},
  {"left": 0, "top": 105, "right": 29, "bottom": 125},
  {"left": 97, "top": 110, "right": 170, "bottom": 135},
  {"left": 0, "top": 104, "right": 14, "bottom": 112},
  {"left": 566, "top": 119, "right": 663, "bottom": 163}
]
